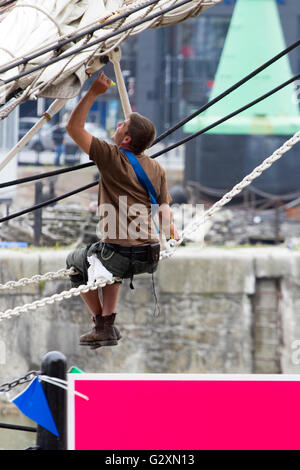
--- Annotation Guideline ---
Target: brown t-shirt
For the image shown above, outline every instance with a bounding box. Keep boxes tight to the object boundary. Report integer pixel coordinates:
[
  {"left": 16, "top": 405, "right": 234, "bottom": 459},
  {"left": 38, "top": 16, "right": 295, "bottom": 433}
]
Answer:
[{"left": 89, "top": 137, "right": 172, "bottom": 246}]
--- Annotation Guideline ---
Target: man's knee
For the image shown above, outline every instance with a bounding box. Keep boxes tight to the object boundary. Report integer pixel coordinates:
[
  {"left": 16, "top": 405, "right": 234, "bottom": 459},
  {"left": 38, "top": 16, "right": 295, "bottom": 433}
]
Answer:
[
  {"left": 66, "top": 248, "right": 87, "bottom": 287},
  {"left": 66, "top": 250, "right": 78, "bottom": 269}
]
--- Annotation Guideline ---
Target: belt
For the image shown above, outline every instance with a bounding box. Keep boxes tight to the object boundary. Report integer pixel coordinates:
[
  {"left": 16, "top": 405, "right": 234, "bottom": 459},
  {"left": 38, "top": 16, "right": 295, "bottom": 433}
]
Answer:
[
  {"left": 103, "top": 242, "right": 160, "bottom": 291},
  {"left": 104, "top": 243, "right": 149, "bottom": 257}
]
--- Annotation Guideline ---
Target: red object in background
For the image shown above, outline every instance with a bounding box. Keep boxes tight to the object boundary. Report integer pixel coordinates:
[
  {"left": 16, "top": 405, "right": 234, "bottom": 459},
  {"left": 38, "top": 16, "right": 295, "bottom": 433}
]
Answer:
[
  {"left": 206, "top": 80, "right": 214, "bottom": 89},
  {"left": 181, "top": 45, "right": 195, "bottom": 58},
  {"left": 68, "top": 374, "right": 300, "bottom": 450}
]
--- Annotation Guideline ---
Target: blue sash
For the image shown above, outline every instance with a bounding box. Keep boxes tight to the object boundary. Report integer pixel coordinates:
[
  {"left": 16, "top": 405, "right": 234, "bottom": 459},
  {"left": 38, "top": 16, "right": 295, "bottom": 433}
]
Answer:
[{"left": 121, "top": 148, "right": 159, "bottom": 233}]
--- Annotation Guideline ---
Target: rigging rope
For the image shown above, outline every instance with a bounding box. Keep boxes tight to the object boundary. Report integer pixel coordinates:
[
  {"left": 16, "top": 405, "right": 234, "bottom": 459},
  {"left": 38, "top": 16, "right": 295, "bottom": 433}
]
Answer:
[
  {"left": 153, "top": 38, "right": 300, "bottom": 145},
  {"left": 12, "top": 4, "right": 63, "bottom": 36},
  {"left": 0, "top": 181, "right": 97, "bottom": 223},
  {"left": 0, "top": 0, "right": 214, "bottom": 121},
  {"left": 0, "top": 2, "right": 299, "bottom": 320},
  {"left": 0, "top": 0, "right": 162, "bottom": 76},
  {"left": 150, "top": 72, "right": 300, "bottom": 159},
  {"left": 1, "top": 127, "right": 300, "bottom": 320},
  {"left": 0, "top": 0, "right": 16, "bottom": 8},
  {"left": 0, "top": 161, "right": 93, "bottom": 189},
  {"left": 1, "top": 30, "right": 300, "bottom": 187},
  {"left": 0, "top": 0, "right": 200, "bottom": 89},
  {"left": 1, "top": 70, "right": 300, "bottom": 223},
  {"left": 178, "top": 130, "right": 300, "bottom": 244}
]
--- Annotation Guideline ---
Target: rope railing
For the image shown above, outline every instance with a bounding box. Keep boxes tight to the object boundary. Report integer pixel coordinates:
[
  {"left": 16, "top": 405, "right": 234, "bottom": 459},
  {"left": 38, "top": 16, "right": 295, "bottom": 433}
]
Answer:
[
  {"left": 1, "top": 126, "right": 300, "bottom": 321},
  {"left": 0, "top": 2, "right": 299, "bottom": 320},
  {"left": 0, "top": 276, "right": 117, "bottom": 322},
  {"left": 0, "top": 268, "right": 77, "bottom": 291}
]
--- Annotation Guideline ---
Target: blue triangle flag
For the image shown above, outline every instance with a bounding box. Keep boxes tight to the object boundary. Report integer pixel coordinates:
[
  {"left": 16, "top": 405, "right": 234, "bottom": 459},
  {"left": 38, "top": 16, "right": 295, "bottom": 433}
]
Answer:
[{"left": 12, "top": 377, "right": 59, "bottom": 437}]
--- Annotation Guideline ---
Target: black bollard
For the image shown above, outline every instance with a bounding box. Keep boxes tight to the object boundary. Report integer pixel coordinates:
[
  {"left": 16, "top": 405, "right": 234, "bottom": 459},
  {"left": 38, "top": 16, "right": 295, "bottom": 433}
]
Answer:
[{"left": 36, "top": 351, "right": 67, "bottom": 450}]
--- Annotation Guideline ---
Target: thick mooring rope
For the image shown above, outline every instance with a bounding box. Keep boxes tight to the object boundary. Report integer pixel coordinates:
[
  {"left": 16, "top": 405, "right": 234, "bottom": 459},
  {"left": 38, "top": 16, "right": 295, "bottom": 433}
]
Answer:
[{"left": 1, "top": 128, "right": 300, "bottom": 320}]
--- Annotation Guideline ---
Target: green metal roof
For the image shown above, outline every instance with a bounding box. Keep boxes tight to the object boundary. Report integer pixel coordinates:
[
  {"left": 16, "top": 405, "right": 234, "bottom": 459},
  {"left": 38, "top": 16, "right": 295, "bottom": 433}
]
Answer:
[{"left": 184, "top": 0, "right": 300, "bottom": 135}]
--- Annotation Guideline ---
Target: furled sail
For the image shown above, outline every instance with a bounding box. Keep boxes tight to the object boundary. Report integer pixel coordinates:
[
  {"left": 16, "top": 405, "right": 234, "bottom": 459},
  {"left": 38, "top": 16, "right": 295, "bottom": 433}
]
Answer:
[{"left": 0, "top": 0, "right": 222, "bottom": 118}]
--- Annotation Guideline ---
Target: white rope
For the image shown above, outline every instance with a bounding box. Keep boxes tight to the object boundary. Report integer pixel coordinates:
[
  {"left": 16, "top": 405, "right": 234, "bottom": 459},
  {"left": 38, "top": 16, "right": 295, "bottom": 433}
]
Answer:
[
  {"left": 39, "top": 375, "right": 89, "bottom": 400},
  {"left": 0, "top": 0, "right": 206, "bottom": 76},
  {"left": 176, "top": 130, "right": 300, "bottom": 246},
  {"left": 0, "top": 268, "right": 76, "bottom": 291},
  {"left": 0, "top": 0, "right": 222, "bottom": 119},
  {"left": 0, "top": 12, "right": 112, "bottom": 73},
  {"left": 1, "top": 128, "right": 300, "bottom": 320},
  {"left": 0, "top": 0, "right": 160, "bottom": 166},
  {"left": 0, "top": 47, "right": 16, "bottom": 60},
  {"left": 0, "top": 0, "right": 163, "bottom": 75},
  {"left": 12, "top": 4, "right": 63, "bottom": 36},
  {"left": 0, "top": 0, "right": 295, "bottom": 318},
  {"left": 0, "top": 276, "right": 120, "bottom": 322}
]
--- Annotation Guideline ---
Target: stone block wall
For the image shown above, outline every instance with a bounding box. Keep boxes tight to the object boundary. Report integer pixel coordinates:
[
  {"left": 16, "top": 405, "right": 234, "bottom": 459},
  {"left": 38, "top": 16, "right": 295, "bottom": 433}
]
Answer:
[{"left": 1, "top": 246, "right": 300, "bottom": 385}]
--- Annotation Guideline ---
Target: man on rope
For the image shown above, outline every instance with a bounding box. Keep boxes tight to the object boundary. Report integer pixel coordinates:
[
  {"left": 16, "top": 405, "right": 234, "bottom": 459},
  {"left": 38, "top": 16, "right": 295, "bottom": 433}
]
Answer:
[{"left": 65, "top": 71, "right": 179, "bottom": 349}]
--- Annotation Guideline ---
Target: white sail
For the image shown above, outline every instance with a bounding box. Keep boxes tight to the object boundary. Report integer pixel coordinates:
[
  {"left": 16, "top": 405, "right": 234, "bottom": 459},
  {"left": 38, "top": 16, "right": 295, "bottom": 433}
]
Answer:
[{"left": 0, "top": 0, "right": 222, "bottom": 118}]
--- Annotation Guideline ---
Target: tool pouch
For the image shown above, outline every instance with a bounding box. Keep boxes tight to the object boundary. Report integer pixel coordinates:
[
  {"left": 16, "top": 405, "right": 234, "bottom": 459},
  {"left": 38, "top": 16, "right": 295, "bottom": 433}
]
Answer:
[{"left": 148, "top": 243, "right": 160, "bottom": 263}]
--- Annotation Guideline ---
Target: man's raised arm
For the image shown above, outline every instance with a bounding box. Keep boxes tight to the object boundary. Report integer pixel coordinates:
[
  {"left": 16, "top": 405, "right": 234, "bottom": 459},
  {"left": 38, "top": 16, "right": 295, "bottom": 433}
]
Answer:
[{"left": 66, "top": 71, "right": 112, "bottom": 154}]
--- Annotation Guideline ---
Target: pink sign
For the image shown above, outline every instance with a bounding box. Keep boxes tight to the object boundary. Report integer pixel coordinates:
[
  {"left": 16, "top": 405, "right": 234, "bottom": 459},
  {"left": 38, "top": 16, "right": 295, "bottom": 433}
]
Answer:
[{"left": 67, "top": 374, "right": 300, "bottom": 450}]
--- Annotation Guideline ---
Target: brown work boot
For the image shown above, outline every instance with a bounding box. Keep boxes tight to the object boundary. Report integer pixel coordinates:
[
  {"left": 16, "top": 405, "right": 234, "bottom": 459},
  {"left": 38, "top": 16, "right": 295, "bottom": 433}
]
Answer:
[
  {"left": 106, "top": 313, "right": 122, "bottom": 340},
  {"left": 90, "top": 312, "right": 122, "bottom": 340},
  {"left": 89, "top": 313, "right": 121, "bottom": 350},
  {"left": 80, "top": 314, "right": 118, "bottom": 347}
]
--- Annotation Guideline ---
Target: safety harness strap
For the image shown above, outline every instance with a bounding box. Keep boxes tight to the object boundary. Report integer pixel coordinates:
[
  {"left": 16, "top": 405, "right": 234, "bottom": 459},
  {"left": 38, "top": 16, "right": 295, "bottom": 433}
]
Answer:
[
  {"left": 121, "top": 148, "right": 160, "bottom": 234},
  {"left": 121, "top": 148, "right": 158, "bottom": 205}
]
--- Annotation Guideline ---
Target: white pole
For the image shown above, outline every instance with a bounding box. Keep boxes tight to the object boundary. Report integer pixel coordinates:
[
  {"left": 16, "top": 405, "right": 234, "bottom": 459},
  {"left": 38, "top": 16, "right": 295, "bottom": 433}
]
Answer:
[
  {"left": 109, "top": 47, "right": 132, "bottom": 119},
  {"left": 0, "top": 98, "right": 68, "bottom": 172}
]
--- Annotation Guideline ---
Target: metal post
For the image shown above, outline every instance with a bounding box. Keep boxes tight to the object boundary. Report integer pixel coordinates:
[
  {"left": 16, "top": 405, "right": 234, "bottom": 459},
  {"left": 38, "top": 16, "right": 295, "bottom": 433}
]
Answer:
[{"left": 36, "top": 351, "right": 67, "bottom": 450}]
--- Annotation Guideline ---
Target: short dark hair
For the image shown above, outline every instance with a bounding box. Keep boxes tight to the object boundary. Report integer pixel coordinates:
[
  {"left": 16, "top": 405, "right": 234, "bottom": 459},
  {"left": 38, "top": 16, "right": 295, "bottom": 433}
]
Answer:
[{"left": 126, "top": 112, "right": 156, "bottom": 154}]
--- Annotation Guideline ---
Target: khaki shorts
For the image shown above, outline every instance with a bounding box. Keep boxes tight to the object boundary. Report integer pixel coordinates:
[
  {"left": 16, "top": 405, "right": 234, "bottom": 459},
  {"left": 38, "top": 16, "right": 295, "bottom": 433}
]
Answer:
[{"left": 66, "top": 241, "right": 159, "bottom": 288}]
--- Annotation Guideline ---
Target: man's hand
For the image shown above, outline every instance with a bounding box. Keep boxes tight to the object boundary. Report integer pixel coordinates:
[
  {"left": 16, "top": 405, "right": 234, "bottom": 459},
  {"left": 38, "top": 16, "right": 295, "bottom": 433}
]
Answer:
[
  {"left": 158, "top": 204, "right": 180, "bottom": 241},
  {"left": 66, "top": 71, "right": 112, "bottom": 154},
  {"left": 170, "top": 223, "right": 180, "bottom": 241},
  {"left": 90, "top": 71, "right": 112, "bottom": 96}
]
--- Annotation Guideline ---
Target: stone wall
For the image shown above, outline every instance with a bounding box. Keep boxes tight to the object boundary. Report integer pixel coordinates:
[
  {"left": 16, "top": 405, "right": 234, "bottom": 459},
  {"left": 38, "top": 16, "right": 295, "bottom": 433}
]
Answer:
[{"left": 1, "top": 246, "right": 300, "bottom": 385}]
